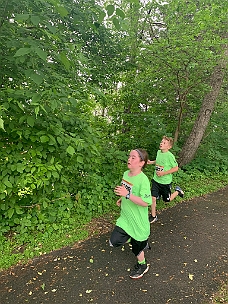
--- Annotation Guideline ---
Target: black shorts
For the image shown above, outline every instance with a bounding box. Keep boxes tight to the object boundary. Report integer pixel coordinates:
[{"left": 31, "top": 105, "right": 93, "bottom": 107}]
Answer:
[
  {"left": 152, "top": 179, "right": 172, "bottom": 202},
  {"left": 109, "top": 226, "right": 150, "bottom": 256}
]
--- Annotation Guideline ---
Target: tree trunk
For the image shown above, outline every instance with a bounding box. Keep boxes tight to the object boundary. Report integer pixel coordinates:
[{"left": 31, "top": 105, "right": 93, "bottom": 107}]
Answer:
[
  {"left": 178, "top": 48, "right": 228, "bottom": 167},
  {"left": 174, "top": 100, "right": 185, "bottom": 143}
]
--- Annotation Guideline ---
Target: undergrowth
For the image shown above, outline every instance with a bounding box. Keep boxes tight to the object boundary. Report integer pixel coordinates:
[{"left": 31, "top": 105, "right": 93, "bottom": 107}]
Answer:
[{"left": 0, "top": 171, "right": 228, "bottom": 275}]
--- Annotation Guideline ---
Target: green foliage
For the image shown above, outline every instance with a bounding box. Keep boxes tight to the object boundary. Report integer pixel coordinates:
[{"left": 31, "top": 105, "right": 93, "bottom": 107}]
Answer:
[
  {"left": 0, "top": 0, "right": 125, "bottom": 236},
  {"left": 0, "top": 219, "right": 89, "bottom": 270}
]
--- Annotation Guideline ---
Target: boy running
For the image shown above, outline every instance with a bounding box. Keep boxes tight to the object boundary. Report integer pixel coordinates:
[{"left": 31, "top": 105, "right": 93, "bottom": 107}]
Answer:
[{"left": 148, "top": 136, "right": 184, "bottom": 223}]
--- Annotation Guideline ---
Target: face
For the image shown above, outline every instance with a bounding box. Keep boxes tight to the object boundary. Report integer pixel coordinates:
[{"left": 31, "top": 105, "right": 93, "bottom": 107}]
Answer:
[
  {"left": 159, "top": 139, "right": 171, "bottom": 151},
  {"left": 127, "top": 150, "right": 144, "bottom": 170}
]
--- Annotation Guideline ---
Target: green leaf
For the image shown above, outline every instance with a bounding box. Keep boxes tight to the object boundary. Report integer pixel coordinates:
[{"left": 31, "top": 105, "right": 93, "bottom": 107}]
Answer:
[
  {"left": 106, "top": 5, "right": 115, "bottom": 16},
  {"left": 14, "top": 48, "right": 31, "bottom": 57},
  {"left": 56, "top": 6, "right": 68, "bottom": 17},
  {"left": 0, "top": 118, "right": 5, "bottom": 130},
  {"left": 57, "top": 137, "right": 63, "bottom": 145},
  {"left": 41, "top": 283, "right": 45, "bottom": 290},
  {"left": 17, "top": 163, "right": 25, "bottom": 173},
  {"left": 47, "top": 24, "right": 57, "bottom": 34},
  {"left": 0, "top": 193, "right": 5, "bottom": 199},
  {"left": 16, "top": 101, "right": 24, "bottom": 111},
  {"left": 35, "top": 48, "right": 47, "bottom": 61},
  {"left": 116, "top": 8, "right": 125, "bottom": 19},
  {"left": 15, "top": 14, "right": 30, "bottom": 21},
  {"left": 8, "top": 208, "right": 14, "bottom": 219},
  {"left": 3, "top": 179, "right": 12, "bottom": 188},
  {"left": 77, "top": 155, "right": 83, "bottom": 163},
  {"left": 40, "top": 136, "right": 49, "bottom": 143},
  {"left": 35, "top": 106, "right": 40, "bottom": 117},
  {"left": 53, "top": 223, "right": 58, "bottom": 230},
  {"left": 14, "top": 218, "right": 20, "bottom": 224},
  {"left": 0, "top": 203, "right": 6, "bottom": 210},
  {"left": 30, "top": 15, "right": 40, "bottom": 26},
  {"left": 52, "top": 171, "right": 59, "bottom": 178},
  {"left": 30, "top": 73, "right": 43, "bottom": 85},
  {"left": 127, "top": 0, "right": 139, "bottom": 3},
  {"left": 59, "top": 52, "right": 70, "bottom": 70},
  {"left": 98, "top": 11, "right": 106, "bottom": 23},
  {"left": 43, "top": 201, "right": 48, "bottom": 209},
  {"left": 27, "top": 116, "right": 35, "bottom": 127},
  {"left": 32, "top": 93, "right": 41, "bottom": 104},
  {"left": 66, "top": 145, "right": 75, "bottom": 155},
  {"left": 113, "top": 17, "right": 120, "bottom": 30},
  {"left": 0, "top": 184, "right": 6, "bottom": 193},
  {"left": 15, "top": 206, "right": 23, "bottom": 215},
  {"left": 48, "top": 134, "right": 56, "bottom": 145}
]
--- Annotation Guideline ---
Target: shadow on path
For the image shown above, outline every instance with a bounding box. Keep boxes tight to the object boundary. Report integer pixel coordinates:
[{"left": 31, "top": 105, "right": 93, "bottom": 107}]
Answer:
[{"left": 0, "top": 187, "right": 228, "bottom": 304}]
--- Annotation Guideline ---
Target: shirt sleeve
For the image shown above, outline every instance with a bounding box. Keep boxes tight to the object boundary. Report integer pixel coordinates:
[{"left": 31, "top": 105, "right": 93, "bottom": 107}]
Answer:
[
  {"left": 169, "top": 153, "right": 178, "bottom": 167},
  {"left": 139, "top": 175, "right": 152, "bottom": 206}
]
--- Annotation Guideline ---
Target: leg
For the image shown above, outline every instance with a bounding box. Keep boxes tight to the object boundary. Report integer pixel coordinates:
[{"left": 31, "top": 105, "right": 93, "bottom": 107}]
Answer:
[
  {"left": 170, "top": 186, "right": 184, "bottom": 201},
  {"left": 149, "top": 196, "right": 158, "bottom": 223},
  {"left": 170, "top": 191, "right": 179, "bottom": 201},
  {"left": 149, "top": 179, "right": 159, "bottom": 223},
  {"left": 151, "top": 196, "right": 157, "bottom": 217},
  {"left": 137, "top": 250, "right": 145, "bottom": 263},
  {"left": 109, "top": 226, "right": 130, "bottom": 247},
  {"left": 129, "top": 239, "right": 150, "bottom": 279}
]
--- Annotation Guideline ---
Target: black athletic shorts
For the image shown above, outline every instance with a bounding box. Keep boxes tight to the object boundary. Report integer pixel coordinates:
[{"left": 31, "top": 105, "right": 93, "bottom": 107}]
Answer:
[
  {"left": 109, "top": 226, "right": 150, "bottom": 256},
  {"left": 152, "top": 179, "right": 172, "bottom": 202}
]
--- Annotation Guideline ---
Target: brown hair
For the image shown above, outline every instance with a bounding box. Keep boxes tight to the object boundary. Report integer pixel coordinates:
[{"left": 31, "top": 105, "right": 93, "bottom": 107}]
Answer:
[
  {"left": 162, "top": 136, "right": 174, "bottom": 148},
  {"left": 135, "top": 148, "right": 148, "bottom": 169}
]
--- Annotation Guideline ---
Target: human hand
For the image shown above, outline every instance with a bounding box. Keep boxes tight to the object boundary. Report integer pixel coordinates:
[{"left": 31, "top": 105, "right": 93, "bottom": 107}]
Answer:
[
  {"left": 114, "top": 185, "right": 128, "bottom": 197},
  {"left": 156, "top": 170, "right": 165, "bottom": 177},
  {"left": 147, "top": 160, "right": 154, "bottom": 165},
  {"left": 116, "top": 198, "right": 122, "bottom": 207}
]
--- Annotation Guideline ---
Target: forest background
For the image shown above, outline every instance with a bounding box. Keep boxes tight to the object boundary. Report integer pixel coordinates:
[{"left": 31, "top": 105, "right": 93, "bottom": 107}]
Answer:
[{"left": 0, "top": 0, "right": 227, "bottom": 294}]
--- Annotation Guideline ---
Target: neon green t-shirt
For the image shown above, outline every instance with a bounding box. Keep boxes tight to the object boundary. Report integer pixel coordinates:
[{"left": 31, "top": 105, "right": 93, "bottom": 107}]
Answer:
[
  {"left": 153, "top": 150, "right": 178, "bottom": 184},
  {"left": 116, "top": 170, "right": 151, "bottom": 241}
]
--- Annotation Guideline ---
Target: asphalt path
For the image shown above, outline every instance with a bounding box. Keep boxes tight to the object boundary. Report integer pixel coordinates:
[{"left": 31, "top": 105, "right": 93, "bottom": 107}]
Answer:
[{"left": 0, "top": 187, "right": 228, "bottom": 304}]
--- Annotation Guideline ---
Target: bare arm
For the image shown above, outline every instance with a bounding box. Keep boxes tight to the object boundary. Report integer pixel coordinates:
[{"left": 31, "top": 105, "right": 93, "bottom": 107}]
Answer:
[
  {"left": 147, "top": 160, "right": 155, "bottom": 165},
  {"left": 114, "top": 185, "right": 148, "bottom": 207},
  {"left": 156, "top": 166, "right": 178, "bottom": 177}
]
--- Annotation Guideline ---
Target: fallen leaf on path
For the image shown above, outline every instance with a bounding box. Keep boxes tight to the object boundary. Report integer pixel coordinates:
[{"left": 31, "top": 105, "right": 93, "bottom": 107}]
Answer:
[
  {"left": 86, "top": 290, "right": 92, "bottom": 293},
  {"left": 41, "top": 283, "right": 45, "bottom": 290}
]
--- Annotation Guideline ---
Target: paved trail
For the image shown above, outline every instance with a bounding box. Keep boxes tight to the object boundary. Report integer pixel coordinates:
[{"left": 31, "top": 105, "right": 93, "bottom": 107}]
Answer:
[{"left": 0, "top": 187, "right": 227, "bottom": 304}]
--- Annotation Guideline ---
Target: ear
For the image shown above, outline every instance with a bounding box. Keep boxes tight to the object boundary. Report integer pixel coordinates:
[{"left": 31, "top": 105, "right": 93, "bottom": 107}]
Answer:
[{"left": 140, "top": 160, "right": 145, "bottom": 168}]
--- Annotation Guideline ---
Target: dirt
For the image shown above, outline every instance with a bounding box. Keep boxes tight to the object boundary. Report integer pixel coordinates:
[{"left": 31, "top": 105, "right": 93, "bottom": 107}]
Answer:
[{"left": 0, "top": 186, "right": 227, "bottom": 304}]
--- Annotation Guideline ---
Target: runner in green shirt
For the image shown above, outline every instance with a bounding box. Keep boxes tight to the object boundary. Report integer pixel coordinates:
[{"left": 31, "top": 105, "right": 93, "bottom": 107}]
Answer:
[
  {"left": 148, "top": 136, "right": 184, "bottom": 223},
  {"left": 110, "top": 148, "right": 151, "bottom": 279}
]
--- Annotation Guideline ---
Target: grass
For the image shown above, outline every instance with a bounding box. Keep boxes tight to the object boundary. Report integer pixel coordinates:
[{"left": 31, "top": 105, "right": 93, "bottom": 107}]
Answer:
[
  {"left": 0, "top": 220, "right": 90, "bottom": 271},
  {"left": 0, "top": 172, "right": 228, "bottom": 301},
  {"left": 209, "top": 283, "right": 228, "bottom": 303}
]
